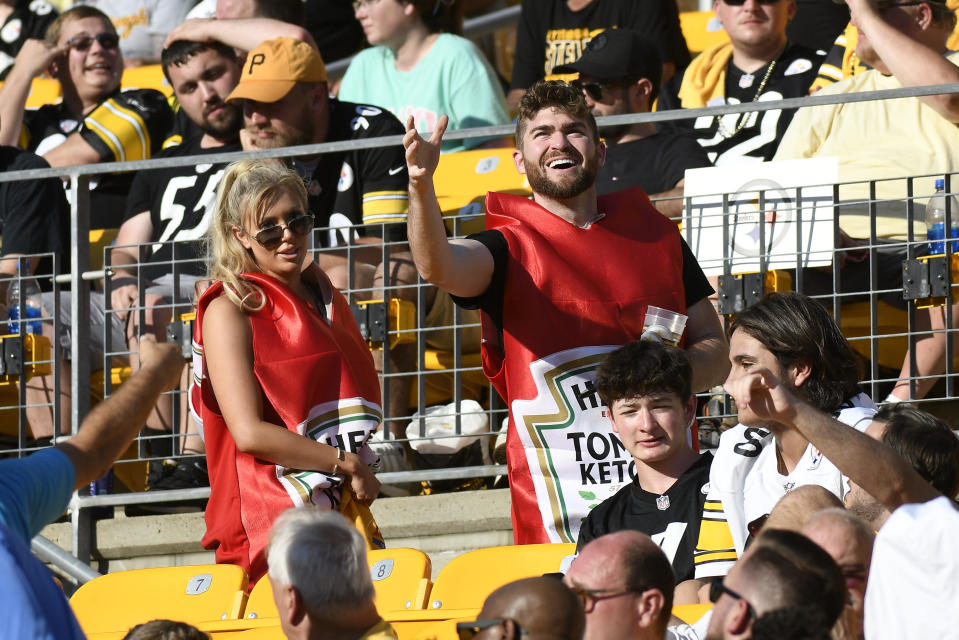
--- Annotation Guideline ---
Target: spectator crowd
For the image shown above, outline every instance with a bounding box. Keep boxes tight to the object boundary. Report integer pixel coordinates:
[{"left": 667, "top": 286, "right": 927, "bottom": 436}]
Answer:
[{"left": 0, "top": 0, "right": 958, "bottom": 639}]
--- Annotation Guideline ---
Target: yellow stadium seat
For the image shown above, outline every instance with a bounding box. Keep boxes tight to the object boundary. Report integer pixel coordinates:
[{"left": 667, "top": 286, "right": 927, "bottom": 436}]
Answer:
[
  {"left": 70, "top": 564, "right": 249, "bottom": 635},
  {"left": 673, "top": 603, "right": 713, "bottom": 624},
  {"left": 121, "top": 64, "right": 172, "bottom": 97},
  {"left": 245, "top": 548, "right": 433, "bottom": 622},
  {"left": 368, "top": 547, "right": 433, "bottom": 612},
  {"left": 242, "top": 575, "right": 279, "bottom": 622},
  {"left": 432, "top": 148, "right": 529, "bottom": 238},
  {"left": 24, "top": 77, "right": 62, "bottom": 109},
  {"left": 680, "top": 11, "right": 729, "bottom": 56},
  {"left": 426, "top": 543, "right": 577, "bottom": 611},
  {"left": 0, "top": 333, "right": 53, "bottom": 438}
]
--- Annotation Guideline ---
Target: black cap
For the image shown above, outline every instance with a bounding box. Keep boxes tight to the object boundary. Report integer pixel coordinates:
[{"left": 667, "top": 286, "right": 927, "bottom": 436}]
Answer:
[{"left": 553, "top": 28, "right": 662, "bottom": 85}]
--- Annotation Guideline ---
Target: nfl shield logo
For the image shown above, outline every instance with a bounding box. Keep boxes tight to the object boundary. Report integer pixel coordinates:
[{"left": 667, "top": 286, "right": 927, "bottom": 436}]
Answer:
[{"left": 656, "top": 495, "right": 670, "bottom": 511}]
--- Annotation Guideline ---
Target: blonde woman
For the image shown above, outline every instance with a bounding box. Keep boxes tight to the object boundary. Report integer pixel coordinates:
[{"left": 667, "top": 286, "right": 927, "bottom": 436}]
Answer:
[{"left": 191, "top": 159, "right": 381, "bottom": 584}]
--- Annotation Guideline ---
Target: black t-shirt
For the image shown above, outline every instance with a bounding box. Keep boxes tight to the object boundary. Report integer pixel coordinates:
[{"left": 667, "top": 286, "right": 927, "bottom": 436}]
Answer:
[
  {"left": 0, "top": 146, "right": 69, "bottom": 279},
  {"left": 300, "top": 99, "right": 409, "bottom": 247},
  {"left": 0, "top": 0, "right": 58, "bottom": 80},
  {"left": 454, "top": 227, "right": 714, "bottom": 335},
  {"left": 124, "top": 136, "right": 242, "bottom": 280},
  {"left": 510, "top": 0, "right": 690, "bottom": 91},
  {"left": 305, "top": 0, "right": 364, "bottom": 63},
  {"left": 22, "top": 88, "right": 174, "bottom": 229},
  {"left": 577, "top": 452, "right": 713, "bottom": 582},
  {"left": 658, "top": 43, "right": 823, "bottom": 165},
  {"left": 787, "top": 0, "right": 849, "bottom": 53},
  {"left": 596, "top": 132, "right": 712, "bottom": 197}
]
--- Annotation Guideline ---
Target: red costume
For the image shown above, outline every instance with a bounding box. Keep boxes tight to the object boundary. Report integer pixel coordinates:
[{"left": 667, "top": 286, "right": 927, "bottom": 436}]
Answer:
[
  {"left": 482, "top": 189, "right": 687, "bottom": 544},
  {"left": 191, "top": 269, "right": 381, "bottom": 583}
]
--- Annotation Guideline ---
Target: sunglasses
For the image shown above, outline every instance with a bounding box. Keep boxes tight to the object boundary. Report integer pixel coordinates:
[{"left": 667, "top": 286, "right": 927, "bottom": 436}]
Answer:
[
  {"left": 456, "top": 619, "right": 528, "bottom": 640},
  {"left": 65, "top": 32, "right": 120, "bottom": 51},
  {"left": 571, "top": 79, "right": 633, "bottom": 102},
  {"left": 709, "top": 577, "right": 758, "bottom": 619},
  {"left": 567, "top": 584, "right": 647, "bottom": 612},
  {"left": 248, "top": 213, "right": 315, "bottom": 249}
]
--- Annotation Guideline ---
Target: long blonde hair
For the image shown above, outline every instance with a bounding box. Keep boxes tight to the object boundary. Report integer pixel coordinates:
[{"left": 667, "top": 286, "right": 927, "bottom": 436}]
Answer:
[{"left": 207, "top": 159, "right": 310, "bottom": 311}]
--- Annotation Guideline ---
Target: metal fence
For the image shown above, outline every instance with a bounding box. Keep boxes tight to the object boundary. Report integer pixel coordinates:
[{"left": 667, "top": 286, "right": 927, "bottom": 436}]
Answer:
[{"left": 2, "top": 80, "right": 958, "bottom": 578}]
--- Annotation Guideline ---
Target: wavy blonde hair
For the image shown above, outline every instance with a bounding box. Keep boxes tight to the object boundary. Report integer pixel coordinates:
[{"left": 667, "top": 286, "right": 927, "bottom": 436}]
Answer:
[{"left": 206, "top": 158, "right": 309, "bottom": 311}]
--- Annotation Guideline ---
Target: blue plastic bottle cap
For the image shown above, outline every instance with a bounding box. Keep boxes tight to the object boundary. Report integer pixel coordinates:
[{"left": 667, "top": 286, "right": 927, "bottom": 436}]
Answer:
[{"left": 936, "top": 178, "right": 946, "bottom": 190}]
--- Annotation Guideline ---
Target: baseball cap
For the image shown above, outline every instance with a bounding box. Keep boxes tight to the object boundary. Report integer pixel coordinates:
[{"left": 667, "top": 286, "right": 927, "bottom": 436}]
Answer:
[
  {"left": 226, "top": 37, "right": 327, "bottom": 103},
  {"left": 553, "top": 29, "right": 662, "bottom": 83}
]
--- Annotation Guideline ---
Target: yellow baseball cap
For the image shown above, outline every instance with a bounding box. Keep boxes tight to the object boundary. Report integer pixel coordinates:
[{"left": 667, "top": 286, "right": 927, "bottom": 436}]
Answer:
[{"left": 226, "top": 37, "right": 327, "bottom": 103}]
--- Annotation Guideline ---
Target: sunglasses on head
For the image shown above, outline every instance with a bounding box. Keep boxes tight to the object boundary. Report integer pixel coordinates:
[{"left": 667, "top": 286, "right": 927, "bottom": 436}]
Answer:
[
  {"left": 249, "top": 213, "right": 315, "bottom": 249},
  {"left": 721, "top": 0, "right": 782, "bottom": 5},
  {"left": 65, "top": 32, "right": 120, "bottom": 51},
  {"left": 456, "top": 619, "right": 528, "bottom": 640}
]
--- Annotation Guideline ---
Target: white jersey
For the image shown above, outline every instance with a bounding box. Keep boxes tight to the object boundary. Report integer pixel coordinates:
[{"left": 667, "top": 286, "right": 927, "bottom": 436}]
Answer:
[
  {"left": 693, "top": 392, "right": 876, "bottom": 578},
  {"left": 864, "top": 497, "right": 959, "bottom": 639}
]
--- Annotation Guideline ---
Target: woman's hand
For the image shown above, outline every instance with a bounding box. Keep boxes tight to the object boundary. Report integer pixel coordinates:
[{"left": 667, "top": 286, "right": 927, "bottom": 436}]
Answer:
[{"left": 344, "top": 452, "right": 381, "bottom": 505}]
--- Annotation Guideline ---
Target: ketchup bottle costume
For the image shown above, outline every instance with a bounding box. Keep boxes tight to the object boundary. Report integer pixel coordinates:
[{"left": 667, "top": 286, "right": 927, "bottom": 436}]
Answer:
[
  {"left": 482, "top": 189, "right": 687, "bottom": 544},
  {"left": 191, "top": 269, "right": 381, "bottom": 583}
]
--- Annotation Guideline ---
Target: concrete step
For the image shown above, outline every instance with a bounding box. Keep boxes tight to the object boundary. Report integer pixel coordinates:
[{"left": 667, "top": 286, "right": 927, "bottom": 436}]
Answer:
[{"left": 41, "top": 488, "right": 513, "bottom": 578}]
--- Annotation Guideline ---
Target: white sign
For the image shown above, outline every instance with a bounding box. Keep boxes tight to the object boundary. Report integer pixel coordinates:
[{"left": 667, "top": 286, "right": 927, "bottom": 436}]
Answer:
[{"left": 682, "top": 158, "right": 839, "bottom": 276}]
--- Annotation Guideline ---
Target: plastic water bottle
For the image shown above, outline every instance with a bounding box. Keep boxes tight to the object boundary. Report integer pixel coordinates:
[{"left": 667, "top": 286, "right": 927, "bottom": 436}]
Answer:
[
  {"left": 7, "top": 261, "right": 42, "bottom": 335},
  {"left": 925, "top": 179, "right": 959, "bottom": 254}
]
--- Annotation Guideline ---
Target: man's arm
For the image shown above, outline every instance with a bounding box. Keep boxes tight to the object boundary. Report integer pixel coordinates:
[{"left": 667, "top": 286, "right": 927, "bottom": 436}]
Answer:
[
  {"left": 404, "top": 114, "right": 495, "bottom": 298},
  {"left": 845, "top": 0, "right": 959, "bottom": 122},
  {"left": 649, "top": 180, "right": 685, "bottom": 219},
  {"left": 0, "top": 39, "right": 65, "bottom": 146},
  {"left": 108, "top": 211, "right": 154, "bottom": 319},
  {"left": 163, "top": 18, "right": 316, "bottom": 52},
  {"left": 725, "top": 367, "right": 941, "bottom": 512},
  {"left": 685, "top": 297, "right": 729, "bottom": 392},
  {"left": 55, "top": 337, "right": 185, "bottom": 489},
  {"left": 40, "top": 132, "right": 103, "bottom": 167}
]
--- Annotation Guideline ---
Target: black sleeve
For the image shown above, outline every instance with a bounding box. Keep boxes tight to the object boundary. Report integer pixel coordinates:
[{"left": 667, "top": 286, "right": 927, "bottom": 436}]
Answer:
[
  {"left": 655, "top": 72, "right": 693, "bottom": 135},
  {"left": 626, "top": 0, "right": 690, "bottom": 70},
  {"left": 124, "top": 164, "right": 155, "bottom": 222},
  {"left": 658, "top": 135, "right": 712, "bottom": 190},
  {"left": 351, "top": 106, "right": 410, "bottom": 243},
  {"left": 0, "top": 148, "right": 69, "bottom": 260},
  {"left": 449, "top": 229, "right": 508, "bottom": 331},
  {"left": 681, "top": 237, "right": 714, "bottom": 308},
  {"left": 510, "top": 2, "right": 545, "bottom": 91}
]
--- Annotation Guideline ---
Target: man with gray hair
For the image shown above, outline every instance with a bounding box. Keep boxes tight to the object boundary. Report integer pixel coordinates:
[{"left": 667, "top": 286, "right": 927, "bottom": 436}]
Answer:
[{"left": 267, "top": 509, "right": 395, "bottom": 640}]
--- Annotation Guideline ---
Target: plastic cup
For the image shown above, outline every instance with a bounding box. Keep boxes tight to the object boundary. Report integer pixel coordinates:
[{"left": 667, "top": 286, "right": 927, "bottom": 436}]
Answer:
[{"left": 642, "top": 306, "right": 688, "bottom": 346}]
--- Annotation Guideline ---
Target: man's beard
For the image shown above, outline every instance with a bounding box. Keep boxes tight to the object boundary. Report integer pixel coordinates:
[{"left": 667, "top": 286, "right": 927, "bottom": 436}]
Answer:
[
  {"left": 243, "top": 120, "right": 313, "bottom": 149},
  {"left": 523, "top": 147, "right": 597, "bottom": 200},
  {"left": 200, "top": 103, "right": 242, "bottom": 140}
]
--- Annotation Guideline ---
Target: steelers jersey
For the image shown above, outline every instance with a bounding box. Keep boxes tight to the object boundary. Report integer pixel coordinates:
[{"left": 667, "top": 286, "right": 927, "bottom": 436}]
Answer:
[
  {"left": 301, "top": 99, "right": 408, "bottom": 248},
  {"left": 577, "top": 452, "right": 712, "bottom": 582},
  {"left": 693, "top": 392, "right": 877, "bottom": 578}
]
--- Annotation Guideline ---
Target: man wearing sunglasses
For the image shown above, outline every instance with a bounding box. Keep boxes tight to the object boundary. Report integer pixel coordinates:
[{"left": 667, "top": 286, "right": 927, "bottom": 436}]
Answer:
[
  {"left": 553, "top": 29, "right": 711, "bottom": 220},
  {"left": 774, "top": 0, "right": 959, "bottom": 407},
  {"left": 704, "top": 529, "right": 846, "bottom": 640},
  {"left": 658, "top": 0, "right": 822, "bottom": 166},
  {"left": 0, "top": 5, "right": 172, "bottom": 230}
]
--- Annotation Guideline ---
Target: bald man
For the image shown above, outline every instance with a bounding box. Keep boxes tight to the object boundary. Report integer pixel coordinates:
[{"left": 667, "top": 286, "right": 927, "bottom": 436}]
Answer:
[
  {"left": 563, "top": 531, "right": 675, "bottom": 640},
  {"left": 802, "top": 508, "right": 874, "bottom": 640},
  {"left": 462, "top": 576, "right": 585, "bottom": 640},
  {"left": 762, "top": 485, "right": 844, "bottom": 534}
]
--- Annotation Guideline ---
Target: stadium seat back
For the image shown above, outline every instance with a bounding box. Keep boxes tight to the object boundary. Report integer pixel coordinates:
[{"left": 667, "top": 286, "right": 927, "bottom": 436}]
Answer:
[
  {"left": 427, "top": 543, "right": 576, "bottom": 610},
  {"left": 679, "top": 11, "right": 730, "bottom": 56},
  {"left": 243, "top": 575, "right": 279, "bottom": 621},
  {"left": 121, "top": 64, "right": 172, "bottom": 97},
  {"left": 433, "top": 148, "right": 530, "bottom": 237},
  {"left": 70, "top": 564, "right": 248, "bottom": 634},
  {"left": 368, "top": 547, "right": 433, "bottom": 612}
]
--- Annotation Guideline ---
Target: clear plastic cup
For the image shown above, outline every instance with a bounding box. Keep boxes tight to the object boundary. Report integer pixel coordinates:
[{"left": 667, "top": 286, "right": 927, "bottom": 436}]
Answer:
[{"left": 641, "top": 306, "right": 688, "bottom": 346}]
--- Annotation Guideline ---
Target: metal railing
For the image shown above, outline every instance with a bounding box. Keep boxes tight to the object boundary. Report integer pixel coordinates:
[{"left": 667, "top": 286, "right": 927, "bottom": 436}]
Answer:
[{"left": 0, "top": 80, "right": 957, "bottom": 579}]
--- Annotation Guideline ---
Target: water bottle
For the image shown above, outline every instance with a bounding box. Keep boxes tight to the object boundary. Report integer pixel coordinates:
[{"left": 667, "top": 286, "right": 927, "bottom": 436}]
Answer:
[
  {"left": 925, "top": 179, "right": 959, "bottom": 254},
  {"left": 7, "top": 261, "right": 43, "bottom": 335}
]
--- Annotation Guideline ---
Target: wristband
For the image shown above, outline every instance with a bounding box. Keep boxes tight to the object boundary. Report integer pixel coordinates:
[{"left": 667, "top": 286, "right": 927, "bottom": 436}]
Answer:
[{"left": 332, "top": 448, "right": 346, "bottom": 475}]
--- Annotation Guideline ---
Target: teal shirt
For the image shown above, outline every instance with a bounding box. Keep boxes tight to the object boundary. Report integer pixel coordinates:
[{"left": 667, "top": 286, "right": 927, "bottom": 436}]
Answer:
[{"left": 339, "top": 33, "right": 509, "bottom": 153}]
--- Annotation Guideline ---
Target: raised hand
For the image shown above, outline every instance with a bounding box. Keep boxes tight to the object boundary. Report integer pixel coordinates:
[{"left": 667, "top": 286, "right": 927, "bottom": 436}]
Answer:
[
  {"left": 403, "top": 114, "right": 448, "bottom": 190},
  {"left": 724, "top": 366, "right": 801, "bottom": 428},
  {"left": 13, "top": 39, "right": 67, "bottom": 80}
]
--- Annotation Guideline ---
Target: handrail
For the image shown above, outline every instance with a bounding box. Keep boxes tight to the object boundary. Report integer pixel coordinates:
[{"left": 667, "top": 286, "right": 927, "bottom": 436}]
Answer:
[
  {"left": 31, "top": 535, "right": 101, "bottom": 584},
  {"left": 2, "top": 81, "right": 959, "bottom": 184}
]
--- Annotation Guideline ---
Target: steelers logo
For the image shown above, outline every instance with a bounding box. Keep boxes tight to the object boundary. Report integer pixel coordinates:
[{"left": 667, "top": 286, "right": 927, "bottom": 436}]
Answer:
[{"left": 337, "top": 162, "right": 354, "bottom": 192}]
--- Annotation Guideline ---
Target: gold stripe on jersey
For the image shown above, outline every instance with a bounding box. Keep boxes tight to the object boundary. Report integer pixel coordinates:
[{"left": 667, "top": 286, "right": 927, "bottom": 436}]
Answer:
[
  {"left": 693, "top": 517, "right": 737, "bottom": 568},
  {"left": 362, "top": 190, "right": 408, "bottom": 224},
  {"left": 84, "top": 97, "right": 151, "bottom": 161},
  {"left": 703, "top": 500, "right": 724, "bottom": 513},
  {"left": 693, "top": 550, "right": 738, "bottom": 565},
  {"left": 162, "top": 134, "right": 183, "bottom": 149}
]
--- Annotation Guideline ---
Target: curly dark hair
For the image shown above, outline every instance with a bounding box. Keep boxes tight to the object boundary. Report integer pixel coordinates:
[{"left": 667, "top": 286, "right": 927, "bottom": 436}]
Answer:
[
  {"left": 596, "top": 340, "right": 692, "bottom": 408},
  {"left": 515, "top": 80, "right": 599, "bottom": 145},
  {"left": 729, "top": 292, "right": 860, "bottom": 413}
]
